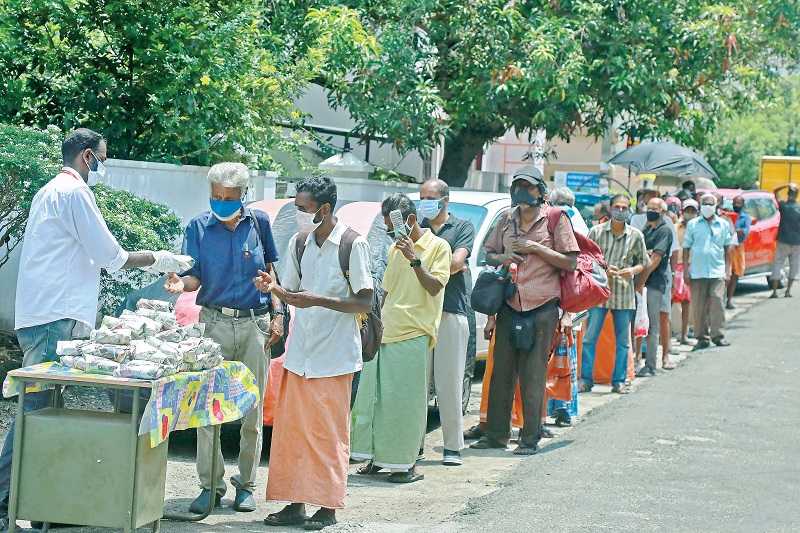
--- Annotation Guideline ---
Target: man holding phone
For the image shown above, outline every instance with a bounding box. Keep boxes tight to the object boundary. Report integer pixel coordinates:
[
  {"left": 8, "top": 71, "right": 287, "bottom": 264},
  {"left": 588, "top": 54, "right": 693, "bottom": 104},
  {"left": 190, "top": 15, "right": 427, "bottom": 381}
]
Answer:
[
  {"left": 351, "top": 193, "right": 451, "bottom": 484},
  {"left": 581, "top": 194, "right": 648, "bottom": 394}
]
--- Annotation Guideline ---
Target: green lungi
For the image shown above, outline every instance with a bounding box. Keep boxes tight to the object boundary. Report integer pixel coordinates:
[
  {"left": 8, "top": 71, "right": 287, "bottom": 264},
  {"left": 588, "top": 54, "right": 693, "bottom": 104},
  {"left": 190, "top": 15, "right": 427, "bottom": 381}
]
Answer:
[{"left": 350, "top": 336, "right": 429, "bottom": 471}]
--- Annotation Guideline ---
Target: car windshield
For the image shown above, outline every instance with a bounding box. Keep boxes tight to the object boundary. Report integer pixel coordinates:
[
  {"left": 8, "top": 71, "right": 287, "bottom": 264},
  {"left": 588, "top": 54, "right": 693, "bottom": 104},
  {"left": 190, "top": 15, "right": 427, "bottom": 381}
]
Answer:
[{"left": 446, "top": 202, "right": 488, "bottom": 230}]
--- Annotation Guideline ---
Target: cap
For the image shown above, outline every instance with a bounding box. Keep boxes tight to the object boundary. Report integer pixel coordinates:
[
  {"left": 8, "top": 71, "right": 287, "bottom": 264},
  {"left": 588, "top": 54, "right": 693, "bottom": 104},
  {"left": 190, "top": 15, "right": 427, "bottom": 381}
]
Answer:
[
  {"left": 665, "top": 196, "right": 682, "bottom": 208},
  {"left": 511, "top": 164, "right": 545, "bottom": 186},
  {"left": 683, "top": 199, "right": 699, "bottom": 210}
]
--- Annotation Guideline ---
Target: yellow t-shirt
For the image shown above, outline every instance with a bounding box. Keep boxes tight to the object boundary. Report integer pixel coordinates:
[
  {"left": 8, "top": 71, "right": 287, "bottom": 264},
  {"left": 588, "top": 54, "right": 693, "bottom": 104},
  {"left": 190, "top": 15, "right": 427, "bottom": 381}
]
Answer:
[{"left": 382, "top": 229, "right": 452, "bottom": 347}]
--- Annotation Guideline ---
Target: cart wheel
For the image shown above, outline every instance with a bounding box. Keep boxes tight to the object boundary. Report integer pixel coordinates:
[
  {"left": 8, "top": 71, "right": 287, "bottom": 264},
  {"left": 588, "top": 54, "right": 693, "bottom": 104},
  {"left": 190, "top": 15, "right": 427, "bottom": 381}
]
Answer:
[{"left": 151, "top": 519, "right": 161, "bottom": 533}]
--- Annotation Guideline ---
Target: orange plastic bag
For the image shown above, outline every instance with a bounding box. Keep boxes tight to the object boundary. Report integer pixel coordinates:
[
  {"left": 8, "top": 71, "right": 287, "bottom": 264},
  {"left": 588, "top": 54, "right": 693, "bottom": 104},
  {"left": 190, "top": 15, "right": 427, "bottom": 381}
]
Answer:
[
  {"left": 546, "top": 330, "right": 574, "bottom": 401},
  {"left": 479, "top": 334, "right": 524, "bottom": 429}
]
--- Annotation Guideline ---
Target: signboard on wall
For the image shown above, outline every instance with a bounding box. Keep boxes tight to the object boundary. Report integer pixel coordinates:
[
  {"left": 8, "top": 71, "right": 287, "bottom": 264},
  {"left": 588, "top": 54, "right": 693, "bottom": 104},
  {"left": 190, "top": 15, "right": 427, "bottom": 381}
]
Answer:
[{"left": 554, "top": 171, "right": 608, "bottom": 194}]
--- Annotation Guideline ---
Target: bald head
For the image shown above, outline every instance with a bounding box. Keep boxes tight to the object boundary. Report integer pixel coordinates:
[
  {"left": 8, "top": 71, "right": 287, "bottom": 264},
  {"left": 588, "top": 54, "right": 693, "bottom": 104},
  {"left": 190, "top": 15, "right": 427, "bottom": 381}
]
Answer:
[
  {"left": 420, "top": 179, "right": 449, "bottom": 200},
  {"left": 647, "top": 197, "right": 666, "bottom": 213}
]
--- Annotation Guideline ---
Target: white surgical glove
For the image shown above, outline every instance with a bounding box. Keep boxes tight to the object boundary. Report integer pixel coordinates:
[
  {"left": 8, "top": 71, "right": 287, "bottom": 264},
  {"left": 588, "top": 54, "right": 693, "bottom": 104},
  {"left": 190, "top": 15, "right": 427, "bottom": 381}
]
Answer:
[{"left": 145, "top": 250, "right": 194, "bottom": 274}]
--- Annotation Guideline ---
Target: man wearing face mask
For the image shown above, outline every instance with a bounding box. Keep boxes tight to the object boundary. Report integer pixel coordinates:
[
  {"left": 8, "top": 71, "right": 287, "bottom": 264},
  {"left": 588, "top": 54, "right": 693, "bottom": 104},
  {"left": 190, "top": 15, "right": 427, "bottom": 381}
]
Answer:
[
  {"left": 351, "top": 193, "right": 451, "bottom": 484},
  {"left": 256, "top": 176, "right": 373, "bottom": 530},
  {"left": 727, "top": 195, "right": 751, "bottom": 309},
  {"left": 165, "top": 162, "right": 282, "bottom": 514},
  {"left": 581, "top": 194, "right": 648, "bottom": 394},
  {"left": 416, "top": 179, "right": 475, "bottom": 466},
  {"left": 472, "top": 165, "right": 579, "bottom": 455},
  {"left": 635, "top": 198, "right": 674, "bottom": 376},
  {"left": 675, "top": 199, "right": 699, "bottom": 344},
  {"left": 1, "top": 128, "right": 184, "bottom": 530},
  {"left": 682, "top": 194, "right": 733, "bottom": 350}
]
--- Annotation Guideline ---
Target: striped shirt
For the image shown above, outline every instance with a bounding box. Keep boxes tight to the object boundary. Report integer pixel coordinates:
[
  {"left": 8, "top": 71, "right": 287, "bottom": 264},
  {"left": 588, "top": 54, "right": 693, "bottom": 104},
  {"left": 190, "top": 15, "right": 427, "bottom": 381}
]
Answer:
[{"left": 588, "top": 221, "right": 647, "bottom": 310}]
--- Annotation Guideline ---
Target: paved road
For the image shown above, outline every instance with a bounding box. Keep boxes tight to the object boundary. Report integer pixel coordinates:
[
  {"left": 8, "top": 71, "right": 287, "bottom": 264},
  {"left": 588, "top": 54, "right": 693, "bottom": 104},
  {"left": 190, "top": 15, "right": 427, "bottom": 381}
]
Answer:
[{"left": 438, "top": 293, "right": 800, "bottom": 533}]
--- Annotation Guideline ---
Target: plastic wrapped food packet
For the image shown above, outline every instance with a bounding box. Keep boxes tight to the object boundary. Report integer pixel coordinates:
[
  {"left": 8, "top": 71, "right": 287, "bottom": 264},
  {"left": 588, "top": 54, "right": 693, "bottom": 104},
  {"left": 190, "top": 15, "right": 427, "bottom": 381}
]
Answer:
[
  {"left": 56, "top": 340, "right": 87, "bottom": 356},
  {"left": 182, "top": 323, "right": 205, "bottom": 338},
  {"left": 100, "top": 316, "right": 125, "bottom": 331},
  {"left": 135, "top": 309, "right": 178, "bottom": 331},
  {"left": 81, "top": 355, "right": 121, "bottom": 375},
  {"left": 178, "top": 338, "right": 221, "bottom": 363},
  {"left": 115, "top": 360, "right": 175, "bottom": 380},
  {"left": 119, "top": 311, "right": 161, "bottom": 338},
  {"left": 59, "top": 356, "right": 82, "bottom": 369},
  {"left": 136, "top": 299, "right": 173, "bottom": 313},
  {"left": 155, "top": 328, "right": 185, "bottom": 343},
  {"left": 130, "top": 340, "right": 158, "bottom": 358},
  {"left": 81, "top": 343, "right": 131, "bottom": 363},
  {"left": 139, "top": 351, "right": 180, "bottom": 366},
  {"left": 90, "top": 327, "right": 133, "bottom": 345}
]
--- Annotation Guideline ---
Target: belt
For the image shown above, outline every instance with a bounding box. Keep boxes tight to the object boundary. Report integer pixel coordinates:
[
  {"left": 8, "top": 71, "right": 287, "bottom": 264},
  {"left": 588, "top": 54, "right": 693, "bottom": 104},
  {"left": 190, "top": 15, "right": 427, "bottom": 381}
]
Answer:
[{"left": 209, "top": 306, "right": 271, "bottom": 319}]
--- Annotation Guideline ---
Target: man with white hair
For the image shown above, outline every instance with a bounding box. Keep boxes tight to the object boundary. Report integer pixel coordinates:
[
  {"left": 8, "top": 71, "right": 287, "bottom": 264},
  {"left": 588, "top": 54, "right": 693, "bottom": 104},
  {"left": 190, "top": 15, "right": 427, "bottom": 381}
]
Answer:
[
  {"left": 166, "top": 162, "right": 283, "bottom": 514},
  {"left": 682, "top": 193, "right": 733, "bottom": 350},
  {"left": 549, "top": 186, "right": 589, "bottom": 235}
]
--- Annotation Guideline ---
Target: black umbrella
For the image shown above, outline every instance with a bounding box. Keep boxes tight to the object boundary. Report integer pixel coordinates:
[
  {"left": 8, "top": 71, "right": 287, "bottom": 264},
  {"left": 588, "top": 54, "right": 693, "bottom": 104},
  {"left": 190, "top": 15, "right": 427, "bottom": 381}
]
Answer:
[{"left": 607, "top": 141, "right": 718, "bottom": 180}]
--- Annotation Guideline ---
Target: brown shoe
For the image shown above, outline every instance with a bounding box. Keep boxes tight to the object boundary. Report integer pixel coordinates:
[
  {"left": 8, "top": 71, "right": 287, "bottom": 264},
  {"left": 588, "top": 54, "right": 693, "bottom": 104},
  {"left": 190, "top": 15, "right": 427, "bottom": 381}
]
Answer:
[{"left": 463, "top": 424, "right": 485, "bottom": 440}]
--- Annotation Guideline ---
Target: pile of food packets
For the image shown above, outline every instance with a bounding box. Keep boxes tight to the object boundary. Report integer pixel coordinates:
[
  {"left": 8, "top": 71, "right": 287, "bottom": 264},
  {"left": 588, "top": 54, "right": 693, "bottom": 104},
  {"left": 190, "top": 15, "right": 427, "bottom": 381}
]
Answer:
[{"left": 56, "top": 299, "right": 223, "bottom": 380}]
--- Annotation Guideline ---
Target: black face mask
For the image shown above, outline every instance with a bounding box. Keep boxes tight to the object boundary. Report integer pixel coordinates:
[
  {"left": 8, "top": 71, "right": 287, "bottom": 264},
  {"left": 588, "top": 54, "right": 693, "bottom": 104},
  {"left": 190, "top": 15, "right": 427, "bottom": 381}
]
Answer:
[
  {"left": 646, "top": 211, "right": 661, "bottom": 222},
  {"left": 733, "top": 205, "right": 742, "bottom": 213},
  {"left": 511, "top": 188, "right": 542, "bottom": 207}
]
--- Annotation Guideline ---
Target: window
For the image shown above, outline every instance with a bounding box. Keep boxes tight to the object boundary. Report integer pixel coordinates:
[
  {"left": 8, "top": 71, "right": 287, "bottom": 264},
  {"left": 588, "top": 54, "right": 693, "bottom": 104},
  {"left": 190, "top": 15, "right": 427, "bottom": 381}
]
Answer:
[{"left": 477, "top": 208, "right": 510, "bottom": 266}]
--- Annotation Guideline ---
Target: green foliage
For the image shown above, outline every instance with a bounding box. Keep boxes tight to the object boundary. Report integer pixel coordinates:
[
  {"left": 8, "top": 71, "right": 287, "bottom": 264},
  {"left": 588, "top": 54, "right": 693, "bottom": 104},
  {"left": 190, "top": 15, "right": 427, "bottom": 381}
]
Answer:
[
  {"left": 0, "top": 0, "right": 312, "bottom": 170},
  {"left": 299, "top": 0, "right": 800, "bottom": 185},
  {"left": 0, "top": 123, "right": 181, "bottom": 315},
  {"left": 93, "top": 184, "right": 182, "bottom": 316},
  {"left": 704, "top": 76, "right": 800, "bottom": 189},
  {"left": 0, "top": 123, "right": 62, "bottom": 268}
]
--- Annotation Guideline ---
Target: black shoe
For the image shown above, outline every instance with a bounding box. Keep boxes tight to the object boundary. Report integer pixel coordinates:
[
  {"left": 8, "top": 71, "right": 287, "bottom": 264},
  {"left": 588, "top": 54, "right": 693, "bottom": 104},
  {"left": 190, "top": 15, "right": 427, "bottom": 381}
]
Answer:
[
  {"left": 189, "top": 488, "right": 225, "bottom": 514},
  {"left": 232, "top": 488, "right": 256, "bottom": 512},
  {"left": 470, "top": 436, "right": 507, "bottom": 449},
  {"left": 463, "top": 424, "right": 484, "bottom": 440},
  {"left": 693, "top": 340, "right": 711, "bottom": 351},
  {"left": 553, "top": 410, "right": 572, "bottom": 427},
  {"left": 712, "top": 337, "right": 730, "bottom": 347},
  {"left": 635, "top": 366, "right": 656, "bottom": 377}
]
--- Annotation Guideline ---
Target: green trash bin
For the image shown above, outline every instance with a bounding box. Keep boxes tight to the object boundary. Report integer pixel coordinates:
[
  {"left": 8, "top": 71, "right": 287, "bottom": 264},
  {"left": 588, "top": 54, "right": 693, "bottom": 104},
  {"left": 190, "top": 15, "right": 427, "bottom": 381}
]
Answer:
[{"left": 16, "top": 407, "right": 168, "bottom": 529}]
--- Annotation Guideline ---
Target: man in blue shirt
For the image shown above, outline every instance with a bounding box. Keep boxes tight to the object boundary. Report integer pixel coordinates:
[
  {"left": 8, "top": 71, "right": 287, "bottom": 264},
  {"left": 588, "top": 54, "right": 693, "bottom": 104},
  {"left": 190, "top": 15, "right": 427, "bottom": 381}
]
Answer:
[
  {"left": 166, "top": 162, "right": 282, "bottom": 514},
  {"left": 683, "top": 193, "right": 733, "bottom": 350},
  {"left": 726, "top": 195, "right": 751, "bottom": 309}
]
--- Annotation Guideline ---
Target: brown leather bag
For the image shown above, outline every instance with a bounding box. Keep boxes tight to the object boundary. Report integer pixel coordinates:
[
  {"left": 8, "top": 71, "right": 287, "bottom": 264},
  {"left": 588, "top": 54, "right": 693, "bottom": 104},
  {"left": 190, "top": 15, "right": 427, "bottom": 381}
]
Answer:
[{"left": 295, "top": 228, "right": 383, "bottom": 362}]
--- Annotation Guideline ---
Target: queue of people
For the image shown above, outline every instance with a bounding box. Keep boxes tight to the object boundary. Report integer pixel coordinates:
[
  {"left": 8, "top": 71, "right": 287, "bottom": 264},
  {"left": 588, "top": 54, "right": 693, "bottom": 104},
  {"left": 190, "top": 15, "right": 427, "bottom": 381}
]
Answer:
[{"left": 7, "top": 127, "right": 797, "bottom": 531}]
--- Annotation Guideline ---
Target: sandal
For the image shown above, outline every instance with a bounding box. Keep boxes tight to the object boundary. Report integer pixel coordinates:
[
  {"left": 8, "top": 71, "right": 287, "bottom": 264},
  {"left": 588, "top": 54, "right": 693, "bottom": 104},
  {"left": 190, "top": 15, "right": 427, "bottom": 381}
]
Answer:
[
  {"left": 303, "top": 510, "right": 337, "bottom": 531},
  {"left": 512, "top": 445, "right": 539, "bottom": 456},
  {"left": 662, "top": 360, "right": 677, "bottom": 370},
  {"left": 469, "top": 437, "right": 507, "bottom": 450},
  {"left": 388, "top": 468, "right": 424, "bottom": 484},
  {"left": 356, "top": 462, "right": 384, "bottom": 475},
  {"left": 264, "top": 506, "right": 307, "bottom": 527}
]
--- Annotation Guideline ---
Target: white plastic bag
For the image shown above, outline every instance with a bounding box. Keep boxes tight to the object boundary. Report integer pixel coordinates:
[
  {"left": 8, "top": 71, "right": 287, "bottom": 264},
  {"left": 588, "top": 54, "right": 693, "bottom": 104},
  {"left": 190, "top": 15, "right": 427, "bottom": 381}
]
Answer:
[{"left": 634, "top": 289, "right": 649, "bottom": 338}]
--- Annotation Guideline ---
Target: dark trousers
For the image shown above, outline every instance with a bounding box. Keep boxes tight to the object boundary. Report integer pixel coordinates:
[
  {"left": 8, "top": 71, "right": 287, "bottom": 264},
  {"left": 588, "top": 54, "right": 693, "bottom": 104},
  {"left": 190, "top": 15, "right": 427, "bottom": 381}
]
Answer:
[{"left": 486, "top": 301, "right": 559, "bottom": 447}]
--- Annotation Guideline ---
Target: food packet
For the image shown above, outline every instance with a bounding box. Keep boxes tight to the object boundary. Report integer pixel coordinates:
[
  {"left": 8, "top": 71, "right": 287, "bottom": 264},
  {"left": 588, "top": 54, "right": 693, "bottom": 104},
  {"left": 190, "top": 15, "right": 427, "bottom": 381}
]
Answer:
[
  {"left": 135, "top": 309, "right": 178, "bottom": 331},
  {"left": 56, "top": 340, "right": 87, "bottom": 356},
  {"left": 100, "top": 316, "right": 125, "bottom": 331},
  {"left": 81, "top": 355, "right": 121, "bottom": 375},
  {"left": 59, "top": 356, "right": 81, "bottom": 369},
  {"left": 178, "top": 338, "right": 221, "bottom": 363},
  {"left": 115, "top": 360, "right": 175, "bottom": 380},
  {"left": 182, "top": 323, "right": 206, "bottom": 338},
  {"left": 119, "top": 310, "right": 162, "bottom": 338},
  {"left": 155, "top": 328, "right": 184, "bottom": 343},
  {"left": 136, "top": 299, "right": 173, "bottom": 313},
  {"left": 91, "top": 327, "right": 133, "bottom": 345},
  {"left": 81, "top": 343, "right": 131, "bottom": 363}
]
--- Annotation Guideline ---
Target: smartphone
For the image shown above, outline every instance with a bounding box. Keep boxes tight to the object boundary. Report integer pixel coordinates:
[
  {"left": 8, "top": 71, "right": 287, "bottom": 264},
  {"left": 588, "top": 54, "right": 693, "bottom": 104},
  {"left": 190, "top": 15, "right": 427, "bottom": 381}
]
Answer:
[{"left": 390, "top": 209, "right": 407, "bottom": 239}]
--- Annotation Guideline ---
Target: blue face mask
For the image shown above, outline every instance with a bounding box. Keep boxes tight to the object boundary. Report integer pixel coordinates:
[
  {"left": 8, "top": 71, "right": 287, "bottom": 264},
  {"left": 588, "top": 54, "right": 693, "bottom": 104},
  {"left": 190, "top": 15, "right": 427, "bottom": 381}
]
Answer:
[
  {"left": 210, "top": 198, "right": 243, "bottom": 221},
  {"left": 417, "top": 199, "right": 443, "bottom": 221}
]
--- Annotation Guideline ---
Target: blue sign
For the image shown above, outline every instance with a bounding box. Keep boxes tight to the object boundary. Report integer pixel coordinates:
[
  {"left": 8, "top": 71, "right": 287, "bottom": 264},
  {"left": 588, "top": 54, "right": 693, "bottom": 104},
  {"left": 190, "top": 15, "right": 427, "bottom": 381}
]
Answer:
[{"left": 565, "top": 172, "right": 601, "bottom": 191}]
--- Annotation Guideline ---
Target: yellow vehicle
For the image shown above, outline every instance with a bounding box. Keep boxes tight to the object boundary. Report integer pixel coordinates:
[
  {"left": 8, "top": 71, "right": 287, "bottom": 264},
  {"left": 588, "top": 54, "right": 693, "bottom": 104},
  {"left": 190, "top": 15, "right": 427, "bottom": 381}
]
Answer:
[{"left": 760, "top": 156, "right": 800, "bottom": 197}]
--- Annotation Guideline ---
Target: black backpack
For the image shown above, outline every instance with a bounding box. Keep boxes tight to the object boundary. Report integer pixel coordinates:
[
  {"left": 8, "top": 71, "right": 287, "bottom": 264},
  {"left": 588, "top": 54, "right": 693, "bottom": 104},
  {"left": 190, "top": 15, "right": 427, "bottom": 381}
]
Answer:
[{"left": 294, "top": 228, "right": 383, "bottom": 362}]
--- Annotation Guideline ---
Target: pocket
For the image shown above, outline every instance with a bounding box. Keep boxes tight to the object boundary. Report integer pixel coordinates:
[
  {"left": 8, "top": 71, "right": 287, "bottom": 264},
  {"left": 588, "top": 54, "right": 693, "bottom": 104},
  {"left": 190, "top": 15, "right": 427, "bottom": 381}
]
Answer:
[{"left": 510, "top": 310, "right": 536, "bottom": 352}]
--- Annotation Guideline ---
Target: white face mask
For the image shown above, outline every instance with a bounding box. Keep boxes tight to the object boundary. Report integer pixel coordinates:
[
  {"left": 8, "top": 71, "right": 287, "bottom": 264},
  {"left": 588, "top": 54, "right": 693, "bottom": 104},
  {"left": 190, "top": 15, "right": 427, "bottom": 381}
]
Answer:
[
  {"left": 87, "top": 150, "right": 107, "bottom": 186},
  {"left": 296, "top": 208, "right": 323, "bottom": 234},
  {"left": 700, "top": 204, "right": 716, "bottom": 219}
]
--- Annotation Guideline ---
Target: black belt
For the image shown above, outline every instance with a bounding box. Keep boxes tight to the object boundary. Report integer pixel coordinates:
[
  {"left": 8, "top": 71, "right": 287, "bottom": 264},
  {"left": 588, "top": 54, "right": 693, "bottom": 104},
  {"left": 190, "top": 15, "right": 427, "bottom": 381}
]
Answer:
[{"left": 209, "top": 306, "right": 271, "bottom": 319}]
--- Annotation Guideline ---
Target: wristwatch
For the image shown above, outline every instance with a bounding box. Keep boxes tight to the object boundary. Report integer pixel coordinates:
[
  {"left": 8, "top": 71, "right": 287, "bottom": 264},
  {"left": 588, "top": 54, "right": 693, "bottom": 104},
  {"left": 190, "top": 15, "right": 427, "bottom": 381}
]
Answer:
[{"left": 410, "top": 259, "right": 422, "bottom": 268}]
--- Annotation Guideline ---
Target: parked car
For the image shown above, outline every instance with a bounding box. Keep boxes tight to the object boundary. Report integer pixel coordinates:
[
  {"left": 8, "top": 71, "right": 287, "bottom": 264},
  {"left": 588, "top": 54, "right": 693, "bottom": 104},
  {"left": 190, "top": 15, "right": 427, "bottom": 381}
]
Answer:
[{"left": 705, "top": 189, "right": 780, "bottom": 281}]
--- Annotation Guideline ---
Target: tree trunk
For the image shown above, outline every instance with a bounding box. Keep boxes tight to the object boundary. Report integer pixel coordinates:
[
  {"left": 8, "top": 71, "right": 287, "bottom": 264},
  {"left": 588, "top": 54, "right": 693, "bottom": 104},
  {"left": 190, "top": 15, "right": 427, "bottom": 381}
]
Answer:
[{"left": 438, "top": 129, "right": 492, "bottom": 187}]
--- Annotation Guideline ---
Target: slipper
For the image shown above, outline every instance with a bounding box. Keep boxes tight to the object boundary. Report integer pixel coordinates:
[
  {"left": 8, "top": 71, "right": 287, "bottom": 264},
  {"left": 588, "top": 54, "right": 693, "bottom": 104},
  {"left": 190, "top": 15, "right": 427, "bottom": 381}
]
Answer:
[
  {"left": 264, "top": 509, "right": 307, "bottom": 527},
  {"left": 356, "top": 462, "right": 383, "bottom": 475},
  {"left": 470, "top": 437, "right": 507, "bottom": 450},
  {"left": 388, "top": 470, "right": 424, "bottom": 484},
  {"left": 303, "top": 511, "right": 337, "bottom": 531},
  {"left": 512, "top": 445, "right": 539, "bottom": 456}
]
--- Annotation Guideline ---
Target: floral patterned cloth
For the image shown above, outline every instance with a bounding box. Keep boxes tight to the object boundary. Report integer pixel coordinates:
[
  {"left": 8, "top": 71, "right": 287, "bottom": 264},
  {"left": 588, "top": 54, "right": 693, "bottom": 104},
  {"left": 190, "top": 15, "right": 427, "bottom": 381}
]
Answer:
[{"left": 3, "top": 361, "right": 258, "bottom": 448}]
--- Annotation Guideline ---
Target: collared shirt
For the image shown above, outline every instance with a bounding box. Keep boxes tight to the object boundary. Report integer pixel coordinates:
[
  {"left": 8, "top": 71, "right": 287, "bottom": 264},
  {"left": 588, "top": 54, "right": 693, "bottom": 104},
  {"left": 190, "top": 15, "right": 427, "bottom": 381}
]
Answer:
[
  {"left": 778, "top": 201, "right": 800, "bottom": 245},
  {"left": 631, "top": 213, "right": 680, "bottom": 255},
  {"left": 382, "top": 229, "right": 451, "bottom": 347},
  {"left": 587, "top": 221, "right": 647, "bottom": 310},
  {"left": 683, "top": 215, "right": 733, "bottom": 279},
  {"left": 483, "top": 205, "right": 580, "bottom": 312},
  {"left": 423, "top": 214, "right": 475, "bottom": 317},
  {"left": 182, "top": 208, "right": 278, "bottom": 309},
  {"left": 642, "top": 220, "right": 674, "bottom": 293},
  {"left": 281, "top": 223, "right": 373, "bottom": 378},
  {"left": 15, "top": 168, "right": 129, "bottom": 330}
]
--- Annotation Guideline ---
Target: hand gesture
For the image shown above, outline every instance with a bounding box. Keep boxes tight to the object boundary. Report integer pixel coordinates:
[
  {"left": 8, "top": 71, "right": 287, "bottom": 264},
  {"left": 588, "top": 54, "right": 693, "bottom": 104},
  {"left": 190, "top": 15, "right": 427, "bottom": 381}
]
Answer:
[
  {"left": 511, "top": 239, "right": 537, "bottom": 255},
  {"left": 253, "top": 270, "right": 274, "bottom": 293},
  {"left": 164, "top": 273, "right": 185, "bottom": 294},
  {"left": 280, "top": 291, "right": 317, "bottom": 309},
  {"left": 396, "top": 236, "right": 417, "bottom": 262}
]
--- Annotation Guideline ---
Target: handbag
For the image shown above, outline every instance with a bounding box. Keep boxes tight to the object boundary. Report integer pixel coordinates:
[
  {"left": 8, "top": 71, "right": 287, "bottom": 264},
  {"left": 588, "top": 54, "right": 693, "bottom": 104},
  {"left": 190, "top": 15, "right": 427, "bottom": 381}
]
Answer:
[
  {"left": 509, "top": 307, "right": 536, "bottom": 352},
  {"left": 470, "top": 267, "right": 513, "bottom": 315}
]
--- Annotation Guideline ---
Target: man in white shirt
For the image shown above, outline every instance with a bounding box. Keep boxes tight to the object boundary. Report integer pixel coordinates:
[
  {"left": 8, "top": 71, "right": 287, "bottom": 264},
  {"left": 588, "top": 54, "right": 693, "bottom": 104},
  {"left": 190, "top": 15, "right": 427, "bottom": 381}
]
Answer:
[
  {"left": 258, "top": 176, "right": 373, "bottom": 531},
  {"left": 0, "top": 128, "right": 182, "bottom": 529}
]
